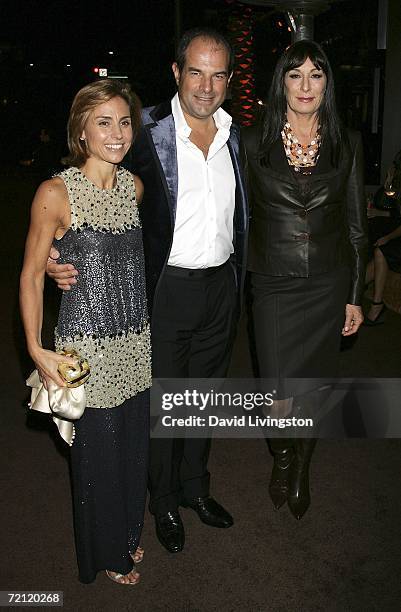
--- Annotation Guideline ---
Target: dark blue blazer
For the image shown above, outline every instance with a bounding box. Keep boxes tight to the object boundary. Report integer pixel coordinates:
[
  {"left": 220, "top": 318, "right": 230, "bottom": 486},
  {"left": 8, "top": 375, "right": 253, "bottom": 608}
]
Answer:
[{"left": 127, "top": 100, "right": 248, "bottom": 315}]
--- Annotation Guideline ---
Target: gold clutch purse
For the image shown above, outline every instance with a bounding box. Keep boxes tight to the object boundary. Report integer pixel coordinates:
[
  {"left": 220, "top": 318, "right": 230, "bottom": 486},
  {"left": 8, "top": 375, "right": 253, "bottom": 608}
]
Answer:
[
  {"left": 26, "top": 350, "right": 90, "bottom": 446},
  {"left": 57, "top": 349, "right": 90, "bottom": 388}
]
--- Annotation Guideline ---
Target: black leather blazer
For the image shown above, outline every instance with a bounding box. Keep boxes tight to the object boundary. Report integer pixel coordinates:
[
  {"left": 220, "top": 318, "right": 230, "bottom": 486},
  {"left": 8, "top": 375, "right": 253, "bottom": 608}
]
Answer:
[{"left": 241, "top": 125, "right": 368, "bottom": 304}]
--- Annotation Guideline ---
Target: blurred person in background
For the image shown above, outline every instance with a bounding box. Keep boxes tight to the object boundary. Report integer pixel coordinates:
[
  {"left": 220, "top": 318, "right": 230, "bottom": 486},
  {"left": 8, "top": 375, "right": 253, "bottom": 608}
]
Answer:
[{"left": 365, "top": 150, "right": 401, "bottom": 325}]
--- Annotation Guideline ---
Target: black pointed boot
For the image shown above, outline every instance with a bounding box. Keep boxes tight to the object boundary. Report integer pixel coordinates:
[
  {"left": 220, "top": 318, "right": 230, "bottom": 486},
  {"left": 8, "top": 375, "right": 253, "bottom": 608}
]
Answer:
[
  {"left": 288, "top": 438, "right": 317, "bottom": 520},
  {"left": 268, "top": 438, "right": 295, "bottom": 509}
]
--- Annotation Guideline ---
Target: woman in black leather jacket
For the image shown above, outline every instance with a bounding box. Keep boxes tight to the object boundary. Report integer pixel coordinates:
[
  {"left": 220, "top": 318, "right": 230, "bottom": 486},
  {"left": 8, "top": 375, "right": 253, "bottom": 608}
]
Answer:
[{"left": 242, "top": 41, "right": 368, "bottom": 520}]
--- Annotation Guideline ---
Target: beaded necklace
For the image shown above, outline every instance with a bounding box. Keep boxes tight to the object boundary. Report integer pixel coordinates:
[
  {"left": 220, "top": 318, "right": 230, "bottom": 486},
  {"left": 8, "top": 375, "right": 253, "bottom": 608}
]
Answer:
[{"left": 281, "top": 121, "right": 321, "bottom": 174}]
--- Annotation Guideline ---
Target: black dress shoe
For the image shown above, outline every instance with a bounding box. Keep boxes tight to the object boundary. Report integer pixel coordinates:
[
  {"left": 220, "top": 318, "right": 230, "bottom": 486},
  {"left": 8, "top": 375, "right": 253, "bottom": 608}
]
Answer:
[
  {"left": 181, "top": 496, "right": 233, "bottom": 528},
  {"left": 155, "top": 511, "right": 185, "bottom": 553}
]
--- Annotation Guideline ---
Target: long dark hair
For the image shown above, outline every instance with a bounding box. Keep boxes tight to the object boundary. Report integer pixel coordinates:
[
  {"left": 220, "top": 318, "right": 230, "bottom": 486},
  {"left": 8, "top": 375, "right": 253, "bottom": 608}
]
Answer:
[{"left": 260, "top": 40, "right": 344, "bottom": 166}]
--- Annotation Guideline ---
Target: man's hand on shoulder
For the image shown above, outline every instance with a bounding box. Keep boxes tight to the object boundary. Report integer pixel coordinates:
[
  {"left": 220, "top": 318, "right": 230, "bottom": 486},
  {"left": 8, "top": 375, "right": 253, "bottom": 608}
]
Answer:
[{"left": 47, "top": 246, "right": 78, "bottom": 291}]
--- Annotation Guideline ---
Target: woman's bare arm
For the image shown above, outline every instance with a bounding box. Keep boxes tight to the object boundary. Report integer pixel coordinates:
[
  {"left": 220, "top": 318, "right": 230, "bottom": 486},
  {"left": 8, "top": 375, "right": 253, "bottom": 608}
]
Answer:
[{"left": 20, "top": 178, "right": 75, "bottom": 386}]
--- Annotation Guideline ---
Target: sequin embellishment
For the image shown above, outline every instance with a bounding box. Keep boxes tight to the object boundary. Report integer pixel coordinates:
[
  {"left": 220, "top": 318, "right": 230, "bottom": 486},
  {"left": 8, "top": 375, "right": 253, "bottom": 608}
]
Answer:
[
  {"left": 55, "top": 325, "right": 151, "bottom": 408},
  {"left": 54, "top": 166, "right": 151, "bottom": 408},
  {"left": 60, "top": 166, "right": 141, "bottom": 233}
]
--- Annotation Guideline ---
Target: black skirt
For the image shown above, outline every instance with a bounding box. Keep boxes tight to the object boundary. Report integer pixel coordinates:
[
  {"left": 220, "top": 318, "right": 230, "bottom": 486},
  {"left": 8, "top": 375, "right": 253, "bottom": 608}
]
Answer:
[
  {"left": 251, "top": 267, "right": 351, "bottom": 398},
  {"left": 70, "top": 391, "right": 149, "bottom": 583},
  {"left": 368, "top": 217, "right": 401, "bottom": 273}
]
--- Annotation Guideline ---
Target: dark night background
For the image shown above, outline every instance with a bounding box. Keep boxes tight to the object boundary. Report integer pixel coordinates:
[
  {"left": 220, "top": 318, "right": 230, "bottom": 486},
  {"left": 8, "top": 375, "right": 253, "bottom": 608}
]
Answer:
[
  {"left": 0, "top": 0, "right": 393, "bottom": 183},
  {"left": 1, "top": 3, "right": 401, "bottom": 608}
]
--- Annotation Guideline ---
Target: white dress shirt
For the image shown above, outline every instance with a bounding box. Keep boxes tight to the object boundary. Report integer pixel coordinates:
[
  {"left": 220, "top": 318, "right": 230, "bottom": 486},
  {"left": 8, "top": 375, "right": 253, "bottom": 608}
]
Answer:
[{"left": 168, "top": 93, "right": 236, "bottom": 269}]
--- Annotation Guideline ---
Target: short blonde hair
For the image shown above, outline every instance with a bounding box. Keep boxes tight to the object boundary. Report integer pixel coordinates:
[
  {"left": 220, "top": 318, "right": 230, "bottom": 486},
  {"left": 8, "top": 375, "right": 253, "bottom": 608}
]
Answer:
[{"left": 66, "top": 79, "right": 141, "bottom": 167}]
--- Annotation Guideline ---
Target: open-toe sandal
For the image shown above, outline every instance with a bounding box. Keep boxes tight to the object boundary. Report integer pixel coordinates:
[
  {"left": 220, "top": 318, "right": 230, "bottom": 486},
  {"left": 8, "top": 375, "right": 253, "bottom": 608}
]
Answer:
[
  {"left": 130, "top": 546, "right": 144, "bottom": 564},
  {"left": 365, "top": 301, "right": 386, "bottom": 326},
  {"left": 106, "top": 568, "right": 140, "bottom": 585}
]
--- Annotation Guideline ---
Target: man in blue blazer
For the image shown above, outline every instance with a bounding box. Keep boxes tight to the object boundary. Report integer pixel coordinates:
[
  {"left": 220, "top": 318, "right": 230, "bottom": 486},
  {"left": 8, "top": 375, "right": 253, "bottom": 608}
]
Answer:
[
  {"left": 48, "top": 28, "right": 248, "bottom": 554},
  {"left": 131, "top": 28, "right": 248, "bottom": 553}
]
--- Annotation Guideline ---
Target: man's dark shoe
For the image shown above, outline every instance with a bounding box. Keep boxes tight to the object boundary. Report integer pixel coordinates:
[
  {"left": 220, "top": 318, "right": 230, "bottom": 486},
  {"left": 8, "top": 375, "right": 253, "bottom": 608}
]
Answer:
[
  {"left": 181, "top": 496, "right": 233, "bottom": 528},
  {"left": 155, "top": 511, "right": 185, "bottom": 553}
]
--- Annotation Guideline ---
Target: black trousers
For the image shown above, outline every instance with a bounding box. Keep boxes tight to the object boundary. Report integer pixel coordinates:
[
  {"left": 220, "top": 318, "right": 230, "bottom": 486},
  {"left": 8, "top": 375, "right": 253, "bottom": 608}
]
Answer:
[{"left": 149, "top": 261, "right": 237, "bottom": 515}]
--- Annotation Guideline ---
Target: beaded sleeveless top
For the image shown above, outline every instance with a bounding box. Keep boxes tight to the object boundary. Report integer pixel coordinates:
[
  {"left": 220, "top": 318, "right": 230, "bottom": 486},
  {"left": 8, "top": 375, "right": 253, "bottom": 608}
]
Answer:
[{"left": 54, "top": 166, "right": 151, "bottom": 408}]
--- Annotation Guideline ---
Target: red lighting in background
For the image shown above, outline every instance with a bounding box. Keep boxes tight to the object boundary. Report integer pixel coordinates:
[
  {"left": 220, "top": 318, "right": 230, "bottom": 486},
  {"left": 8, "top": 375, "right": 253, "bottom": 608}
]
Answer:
[
  {"left": 227, "top": 2, "right": 258, "bottom": 127},
  {"left": 93, "top": 67, "right": 99, "bottom": 73}
]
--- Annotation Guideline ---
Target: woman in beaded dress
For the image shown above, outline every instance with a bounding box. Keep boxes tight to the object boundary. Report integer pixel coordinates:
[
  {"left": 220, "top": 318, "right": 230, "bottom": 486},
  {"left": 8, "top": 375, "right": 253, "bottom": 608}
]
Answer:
[
  {"left": 242, "top": 41, "right": 367, "bottom": 520},
  {"left": 20, "top": 80, "right": 151, "bottom": 585}
]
